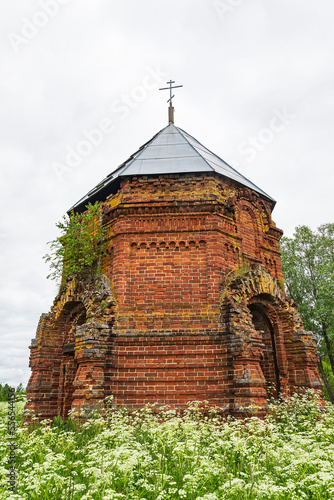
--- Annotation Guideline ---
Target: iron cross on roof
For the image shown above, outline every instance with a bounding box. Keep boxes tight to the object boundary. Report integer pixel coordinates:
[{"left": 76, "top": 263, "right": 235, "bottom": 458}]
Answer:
[{"left": 159, "top": 80, "right": 183, "bottom": 104}]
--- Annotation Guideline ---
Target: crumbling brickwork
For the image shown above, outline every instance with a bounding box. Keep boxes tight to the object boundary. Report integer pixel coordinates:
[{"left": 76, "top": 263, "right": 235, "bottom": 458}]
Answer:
[{"left": 26, "top": 172, "right": 322, "bottom": 419}]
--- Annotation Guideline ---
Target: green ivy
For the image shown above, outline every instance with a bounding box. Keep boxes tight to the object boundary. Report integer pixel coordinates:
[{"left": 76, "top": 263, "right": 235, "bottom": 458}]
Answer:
[{"left": 44, "top": 202, "right": 107, "bottom": 282}]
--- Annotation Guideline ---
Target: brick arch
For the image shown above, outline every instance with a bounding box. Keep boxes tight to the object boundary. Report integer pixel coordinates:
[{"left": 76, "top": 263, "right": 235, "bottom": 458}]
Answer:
[
  {"left": 231, "top": 187, "right": 271, "bottom": 232},
  {"left": 26, "top": 275, "right": 116, "bottom": 419},
  {"left": 26, "top": 299, "right": 87, "bottom": 420},
  {"left": 220, "top": 267, "right": 321, "bottom": 415},
  {"left": 60, "top": 301, "right": 86, "bottom": 342},
  {"left": 220, "top": 267, "right": 285, "bottom": 307},
  {"left": 53, "top": 274, "right": 116, "bottom": 324}
]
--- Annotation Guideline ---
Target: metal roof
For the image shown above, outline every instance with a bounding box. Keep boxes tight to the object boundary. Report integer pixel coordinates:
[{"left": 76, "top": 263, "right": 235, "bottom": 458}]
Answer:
[{"left": 68, "top": 123, "right": 275, "bottom": 213}]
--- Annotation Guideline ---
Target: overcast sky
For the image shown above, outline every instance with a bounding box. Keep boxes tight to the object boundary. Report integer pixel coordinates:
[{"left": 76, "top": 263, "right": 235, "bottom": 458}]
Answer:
[{"left": 0, "top": 0, "right": 333, "bottom": 388}]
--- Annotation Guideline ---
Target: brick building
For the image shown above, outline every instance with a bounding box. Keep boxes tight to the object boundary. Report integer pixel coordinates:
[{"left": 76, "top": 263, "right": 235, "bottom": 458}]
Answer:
[{"left": 26, "top": 112, "right": 322, "bottom": 419}]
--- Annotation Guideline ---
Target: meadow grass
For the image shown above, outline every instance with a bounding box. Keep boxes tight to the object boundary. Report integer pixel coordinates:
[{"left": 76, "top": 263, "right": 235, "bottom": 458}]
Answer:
[{"left": 1, "top": 391, "right": 334, "bottom": 499}]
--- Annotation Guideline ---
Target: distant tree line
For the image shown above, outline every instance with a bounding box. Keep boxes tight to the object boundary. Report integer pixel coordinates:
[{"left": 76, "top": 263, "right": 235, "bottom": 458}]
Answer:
[{"left": 0, "top": 383, "right": 26, "bottom": 402}]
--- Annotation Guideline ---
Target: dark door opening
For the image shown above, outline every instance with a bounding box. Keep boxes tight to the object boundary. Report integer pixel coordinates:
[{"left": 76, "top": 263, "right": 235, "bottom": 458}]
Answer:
[{"left": 249, "top": 304, "right": 281, "bottom": 398}]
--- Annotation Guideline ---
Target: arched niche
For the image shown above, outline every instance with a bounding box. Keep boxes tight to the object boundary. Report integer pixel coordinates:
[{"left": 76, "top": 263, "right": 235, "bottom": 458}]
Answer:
[
  {"left": 220, "top": 267, "right": 322, "bottom": 414},
  {"left": 220, "top": 268, "right": 291, "bottom": 413},
  {"left": 236, "top": 202, "right": 261, "bottom": 266}
]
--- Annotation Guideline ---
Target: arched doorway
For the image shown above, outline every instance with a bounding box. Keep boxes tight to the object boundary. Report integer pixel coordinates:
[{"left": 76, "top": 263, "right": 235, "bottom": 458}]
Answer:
[{"left": 249, "top": 303, "right": 280, "bottom": 398}]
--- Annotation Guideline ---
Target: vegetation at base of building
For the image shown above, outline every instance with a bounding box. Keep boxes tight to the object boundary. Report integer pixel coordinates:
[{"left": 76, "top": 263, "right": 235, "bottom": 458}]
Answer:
[
  {"left": 280, "top": 223, "right": 334, "bottom": 403},
  {"left": 0, "top": 383, "right": 25, "bottom": 402},
  {"left": 1, "top": 391, "right": 334, "bottom": 499},
  {"left": 44, "top": 202, "right": 107, "bottom": 283}
]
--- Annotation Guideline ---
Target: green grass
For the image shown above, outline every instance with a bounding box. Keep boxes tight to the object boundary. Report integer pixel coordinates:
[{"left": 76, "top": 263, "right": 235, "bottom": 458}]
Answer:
[{"left": 1, "top": 391, "right": 334, "bottom": 499}]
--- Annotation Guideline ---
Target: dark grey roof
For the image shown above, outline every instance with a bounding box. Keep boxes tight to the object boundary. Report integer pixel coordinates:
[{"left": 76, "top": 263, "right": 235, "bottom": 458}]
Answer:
[{"left": 68, "top": 123, "right": 275, "bottom": 213}]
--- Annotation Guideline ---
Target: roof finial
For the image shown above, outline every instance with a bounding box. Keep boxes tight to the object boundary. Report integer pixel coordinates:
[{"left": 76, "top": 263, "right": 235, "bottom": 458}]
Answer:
[{"left": 159, "top": 80, "right": 183, "bottom": 124}]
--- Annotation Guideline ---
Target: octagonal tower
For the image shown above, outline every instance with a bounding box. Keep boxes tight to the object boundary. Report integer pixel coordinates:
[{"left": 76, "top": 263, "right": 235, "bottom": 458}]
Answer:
[{"left": 26, "top": 121, "right": 322, "bottom": 419}]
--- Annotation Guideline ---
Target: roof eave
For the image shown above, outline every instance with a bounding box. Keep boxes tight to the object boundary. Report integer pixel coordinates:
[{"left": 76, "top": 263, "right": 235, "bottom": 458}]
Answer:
[{"left": 68, "top": 169, "right": 276, "bottom": 215}]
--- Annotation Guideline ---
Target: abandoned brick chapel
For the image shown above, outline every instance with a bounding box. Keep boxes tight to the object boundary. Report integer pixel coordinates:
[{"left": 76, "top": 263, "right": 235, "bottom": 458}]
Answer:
[{"left": 26, "top": 106, "right": 322, "bottom": 419}]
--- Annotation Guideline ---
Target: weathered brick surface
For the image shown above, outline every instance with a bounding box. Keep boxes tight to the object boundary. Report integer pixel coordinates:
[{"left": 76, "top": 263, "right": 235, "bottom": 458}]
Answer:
[{"left": 26, "top": 173, "right": 322, "bottom": 419}]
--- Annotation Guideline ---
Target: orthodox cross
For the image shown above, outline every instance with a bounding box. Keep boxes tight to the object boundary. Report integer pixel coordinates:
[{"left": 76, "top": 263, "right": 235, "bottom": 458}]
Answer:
[{"left": 159, "top": 80, "right": 183, "bottom": 104}]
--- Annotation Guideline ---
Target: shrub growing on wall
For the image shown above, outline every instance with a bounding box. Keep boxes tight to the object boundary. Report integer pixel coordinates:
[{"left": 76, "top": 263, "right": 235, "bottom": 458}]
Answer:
[{"left": 44, "top": 202, "right": 107, "bottom": 283}]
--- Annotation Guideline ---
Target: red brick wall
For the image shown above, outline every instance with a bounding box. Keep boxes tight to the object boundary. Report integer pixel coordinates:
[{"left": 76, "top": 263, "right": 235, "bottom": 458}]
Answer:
[
  {"left": 129, "top": 240, "right": 207, "bottom": 306},
  {"left": 106, "top": 335, "right": 226, "bottom": 408}
]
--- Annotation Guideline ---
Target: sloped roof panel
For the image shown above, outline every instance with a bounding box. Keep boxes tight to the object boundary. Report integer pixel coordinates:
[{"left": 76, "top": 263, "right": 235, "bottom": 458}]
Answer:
[
  {"left": 136, "top": 143, "right": 200, "bottom": 160},
  {"left": 153, "top": 129, "right": 188, "bottom": 145},
  {"left": 120, "top": 156, "right": 212, "bottom": 175},
  {"left": 68, "top": 123, "right": 275, "bottom": 213}
]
